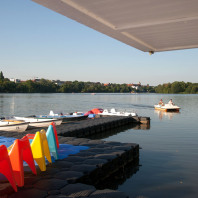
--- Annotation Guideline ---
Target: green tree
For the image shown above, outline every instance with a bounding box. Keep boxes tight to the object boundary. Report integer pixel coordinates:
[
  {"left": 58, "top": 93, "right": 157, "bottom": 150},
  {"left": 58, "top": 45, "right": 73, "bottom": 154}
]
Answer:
[
  {"left": 155, "top": 84, "right": 163, "bottom": 93},
  {"left": 37, "top": 79, "right": 58, "bottom": 93},
  {"left": 0, "top": 71, "right": 5, "bottom": 81},
  {"left": 16, "top": 83, "right": 28, "bottom": 93},
  {"left": 24, "top": 80, "right": 37, "bottom": 93},
  {"left": 185, "top": 82, "right": 193, "bottom": 93},
  {"left": 191, "top": 85, "right": 198, "bottom": 94},
  {"left": 1, "top": 81, "right": 16, "bottom": 93},
  {"left": 171, "top": 81, "right": 185, "bottom": 93}
]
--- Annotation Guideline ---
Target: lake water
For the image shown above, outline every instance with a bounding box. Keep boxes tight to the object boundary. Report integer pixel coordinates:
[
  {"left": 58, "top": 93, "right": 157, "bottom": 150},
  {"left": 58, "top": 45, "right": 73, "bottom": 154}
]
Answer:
[{"left": 0, "top": 93, "right": 198, "bottom": 198}]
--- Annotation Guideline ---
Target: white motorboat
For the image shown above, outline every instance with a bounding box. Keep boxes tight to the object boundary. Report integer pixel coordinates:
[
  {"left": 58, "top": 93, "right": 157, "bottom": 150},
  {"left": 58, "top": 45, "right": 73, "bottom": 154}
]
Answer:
[
  {"left": 13, "top": 116, "right": 62, "bottom": 128},
  {"left": 0, "top": 120, "right": 29, "bottom": 132},
  {"left": 98, "top": 108, "right": 137, "bottom": 117},
  {"left": 154, "top": 104, "right": 180, "bottom": 112}
]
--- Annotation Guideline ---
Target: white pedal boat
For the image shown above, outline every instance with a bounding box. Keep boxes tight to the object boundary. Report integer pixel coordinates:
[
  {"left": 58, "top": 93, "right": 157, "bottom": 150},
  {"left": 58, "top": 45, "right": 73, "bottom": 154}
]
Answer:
[
  {"left": 154, "top": 104, "right": 180, "bottom": 112},
  {"left": 98, "top": 108, "right": 137, "bottom": 117}
]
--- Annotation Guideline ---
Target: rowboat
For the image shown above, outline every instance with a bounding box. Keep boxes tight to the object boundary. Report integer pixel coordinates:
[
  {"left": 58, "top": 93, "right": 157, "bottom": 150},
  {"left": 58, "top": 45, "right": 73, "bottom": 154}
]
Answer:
[
  {"left": 154, "top": 104, "right": 180, "bottom": 112},
  {"left": 13, "top": 116, "right": 62, "bottom": 128},
  {"left": 0, "top": 120, "right": 29, "bottom": 132},
  {"left": 37, "top": 110, "right": 88, "bottom": 122},
  {"left": 98, "top": 108, "right": 137, "bottom": 117}
]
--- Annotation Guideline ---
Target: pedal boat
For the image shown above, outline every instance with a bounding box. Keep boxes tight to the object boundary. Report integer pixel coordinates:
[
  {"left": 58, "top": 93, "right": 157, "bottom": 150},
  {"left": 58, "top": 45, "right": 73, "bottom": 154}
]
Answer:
[
  {"left": 154, "top": 104, "right": 180, "bottom": 112},
  {"left": 98, "top": 108, "right": 137, "bottom": 117}
]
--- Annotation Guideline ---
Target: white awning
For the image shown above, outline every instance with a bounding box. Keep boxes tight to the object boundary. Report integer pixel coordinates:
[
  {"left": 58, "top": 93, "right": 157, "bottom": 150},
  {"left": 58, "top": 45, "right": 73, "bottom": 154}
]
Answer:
[{"left": 32, "top": 0, "right": 198, "bottom": 53}]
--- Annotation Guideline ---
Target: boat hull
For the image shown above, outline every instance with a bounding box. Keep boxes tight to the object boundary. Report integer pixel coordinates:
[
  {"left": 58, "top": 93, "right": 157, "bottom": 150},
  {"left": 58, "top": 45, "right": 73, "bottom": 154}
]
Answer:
[
  {"left": 28, "top": 119, "right": 62, "bottom": 128},
  {"left": 154, "top": 105, "right": 180, "bottom": 112},
  {"left": 14, "top": 117, "right": 62, "bottom": 128},
  {"left": 48, "top": 110, "right": 89, "bottom": 122},
  {"left": 0, "top": 122, "right": 29, "bottom": 132},
  {"left": 39, "top": 115, "right": 88, "bottom": 122}
]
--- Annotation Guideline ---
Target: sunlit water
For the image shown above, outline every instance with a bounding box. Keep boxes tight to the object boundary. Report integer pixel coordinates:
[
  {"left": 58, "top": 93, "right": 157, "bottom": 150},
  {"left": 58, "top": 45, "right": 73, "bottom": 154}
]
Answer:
[{"left": 0, "top": 93, "right": 198, "bottom": 198}]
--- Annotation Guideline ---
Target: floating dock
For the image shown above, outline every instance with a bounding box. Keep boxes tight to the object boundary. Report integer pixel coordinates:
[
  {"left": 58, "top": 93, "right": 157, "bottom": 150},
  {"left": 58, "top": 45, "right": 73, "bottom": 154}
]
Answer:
[
  {"left": 57, "top": 116, "right": 150, "bottom": 138},
  {"left": 0, "top": 116, "right": 149, "bottom": 197}
]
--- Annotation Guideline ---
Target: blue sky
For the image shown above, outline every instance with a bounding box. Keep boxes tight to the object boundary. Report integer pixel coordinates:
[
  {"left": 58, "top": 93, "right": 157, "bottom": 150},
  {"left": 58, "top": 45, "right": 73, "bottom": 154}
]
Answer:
[{"left": 0, "top": 0, "right": 197, "bottom": 86}]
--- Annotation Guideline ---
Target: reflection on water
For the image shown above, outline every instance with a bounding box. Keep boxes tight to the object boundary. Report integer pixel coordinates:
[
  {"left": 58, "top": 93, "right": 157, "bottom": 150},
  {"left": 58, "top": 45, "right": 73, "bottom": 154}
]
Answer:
[
  {"left": 93, "top": 160, "right": 140, "bottom": 190},
  {"left": 89, "top": 123, "right": 150, "bottom": 140},
  {"left": 154, "top": 110, "right": 180, "bottom": 120},
  {"left": 10, "top": 95, "right": 16, "bottom": 115}
]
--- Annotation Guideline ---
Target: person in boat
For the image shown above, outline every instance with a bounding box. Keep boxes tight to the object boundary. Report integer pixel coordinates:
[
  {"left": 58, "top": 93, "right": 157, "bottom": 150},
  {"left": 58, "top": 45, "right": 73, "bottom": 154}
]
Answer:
[
  {"left": 158, "top": 99, "right": 164, "bottom": 106},
  {"left": 168, "top": 99, "right": 174, "bottom": 105}
]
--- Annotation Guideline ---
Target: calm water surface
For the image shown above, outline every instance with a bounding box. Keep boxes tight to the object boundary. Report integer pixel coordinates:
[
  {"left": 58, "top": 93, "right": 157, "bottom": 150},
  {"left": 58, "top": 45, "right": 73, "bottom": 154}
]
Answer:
[{"left": 0, "top": 93, "right": 198, "bottom": 198}]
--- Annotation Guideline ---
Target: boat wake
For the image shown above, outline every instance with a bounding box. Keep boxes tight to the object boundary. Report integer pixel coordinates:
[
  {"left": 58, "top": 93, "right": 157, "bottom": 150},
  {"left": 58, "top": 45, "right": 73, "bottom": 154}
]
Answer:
[{"left": 131, "top": 104, "right": 154, "bottom": 109}]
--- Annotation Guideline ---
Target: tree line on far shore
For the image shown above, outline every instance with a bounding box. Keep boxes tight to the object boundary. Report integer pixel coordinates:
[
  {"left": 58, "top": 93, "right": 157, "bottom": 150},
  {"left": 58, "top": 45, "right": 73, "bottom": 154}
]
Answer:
[
  {"left": 155, "top": 81, "right": 198, "bottom": 94},
  {"left": 0, "top": 72, "right": 154, "bottom": 93},
  {"left": 0, "top": 71, "right": 197, "bottom": 94},
  {"left": 0, "top": 79, "right": 154, "bottom": 93}
]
